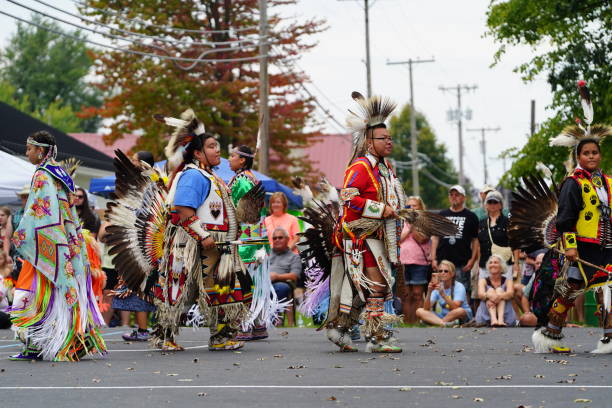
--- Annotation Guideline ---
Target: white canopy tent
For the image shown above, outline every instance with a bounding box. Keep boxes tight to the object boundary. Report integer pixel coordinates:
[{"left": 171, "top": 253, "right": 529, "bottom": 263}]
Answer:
[{"left": 0, "top": 150, "right": 34, "bottom": 205}]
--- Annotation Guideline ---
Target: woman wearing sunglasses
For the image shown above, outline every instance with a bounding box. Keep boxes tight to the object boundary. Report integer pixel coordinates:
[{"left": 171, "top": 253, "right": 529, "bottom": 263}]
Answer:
[{"left": 416, "top": 260, "right": 472, "bottom": 326}]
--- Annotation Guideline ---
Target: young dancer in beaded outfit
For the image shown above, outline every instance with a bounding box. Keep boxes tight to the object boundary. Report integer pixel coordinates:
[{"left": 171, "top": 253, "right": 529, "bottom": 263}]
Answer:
[
  {"left": 10, "top": 130, "right": 106, "bottom": 361},
  {"left": 529, "top": 82, "right": 612, "bottom": 354}
]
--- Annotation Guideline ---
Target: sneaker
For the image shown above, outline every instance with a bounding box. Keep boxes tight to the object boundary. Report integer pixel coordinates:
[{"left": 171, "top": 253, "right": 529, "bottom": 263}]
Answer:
[
  {"left": 9, "top": 348, "right": 43, "bottom": 361},
  {"left": 366, "top": 340, "right": 402, "bottom": 353},
  {"left": 209, "top": 339, "right": 245, "bottom": 351},
  {"left": 122, "top": 330, "right": 150, "bottom": 342}
]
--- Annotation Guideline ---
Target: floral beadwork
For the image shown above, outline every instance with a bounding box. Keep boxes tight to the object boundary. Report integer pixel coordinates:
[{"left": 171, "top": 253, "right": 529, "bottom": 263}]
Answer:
[
  {"left": 31, "top": 172, "right": 49, "bottom": 193},
  {"left": 11, "top": 229, "right": 26, "bottom": 248},
  {"left": 29, "top": 196, "right": 52, "bottom": 218}
]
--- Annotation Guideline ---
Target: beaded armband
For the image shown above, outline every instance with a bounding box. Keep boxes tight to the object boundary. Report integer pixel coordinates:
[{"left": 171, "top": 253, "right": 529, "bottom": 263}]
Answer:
[
  {"left": 180, "top": 215, "right": 210, "bottom": 242},
  {"left": 563, "top": 232, "right": 577, "bottom": 249}
]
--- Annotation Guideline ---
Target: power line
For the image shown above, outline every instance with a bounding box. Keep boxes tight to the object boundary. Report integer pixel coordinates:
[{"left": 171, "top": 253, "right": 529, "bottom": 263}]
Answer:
[
  {"left": 71, "top": 0, "right": 260, "bottom": 34},
  {"left": 466, "top": 126, "right": 500, "bottom": 185},
  {"left": 29, "top": 0, "right": 261, "bottom": 47},
  {"left": 0, "top": 9, "right": 266, "bottom": 64}
]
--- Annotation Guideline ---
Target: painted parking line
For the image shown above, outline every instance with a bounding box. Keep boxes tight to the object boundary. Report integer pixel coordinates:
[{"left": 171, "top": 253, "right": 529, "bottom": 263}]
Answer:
[
  {"left": 0, "top": 330, "right": 126, "bottom": 349},
  {"left": 0, "top": 384, "right": 610, "bottom": 390}
]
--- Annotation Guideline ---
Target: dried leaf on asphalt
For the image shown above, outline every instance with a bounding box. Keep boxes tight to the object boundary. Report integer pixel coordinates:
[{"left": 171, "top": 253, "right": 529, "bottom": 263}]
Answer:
[
  {"left": 328, "top": 396, "right": 337, "bottom": 401},
  {"left": 473, "top": 397, "right": 484, "bottom": 402},
  {"left": 167, "top": 373, "right": 179, "bottom": 376},
  {"left": 534, "top": 374, "right": 545, "bottom": 379},
  {"left": 197, "top": 393, "right": 208, "bottom": 397},
  {"left": 152, "top": 371, "right": 161, "bottom": 374},
  {"left": 177, "top": 379, "right": 193, "bottom": 382},
  {"left": 280, "top": 331, "right": 289, "bottom": 336},
  {"left": 193, "top": 358, "right": 199, "bottom": 363},
  {"left": 495, "top": 375, "right": 512, "bottom": 380},
  {"left": 436, "top": 381, "right": 453, "bottom": 386},
  {"left": 287, "top": 364, "right": 306, "bottom": 369},
  {"left": 273, "top": 354, "right": 284, "bottom": 358},
  {"left": 557, "top": 379, "right": 576, "bottom": 384},
  {"left": 233, "top": 363, "right": 240, "bottom": 366},
  {"left": 257, "top": 357, "right": 266, "bottom": 361},
  {"left": 91, "top": 378, "right": 101, "bottom": 383},
  {"left": 574, "top": 399, "right": 591, "bottom": 403},
  {"left": 451, "top": 395, "right": 462, "bottom": 399},
  {"left": 106, "top": 363, "right": 112, "bottom": 367},
  {"left": 568, "top": 373, "right": 578, "bottom": 377},
  {"left": 455, "top": 348, "right": 464, "bottom": 353},
  {"left": 126, "top": 367, "right": 135, "bottom": 371},
  {"left": 399, "top": 387, "right": 412, "bottom": 392}
]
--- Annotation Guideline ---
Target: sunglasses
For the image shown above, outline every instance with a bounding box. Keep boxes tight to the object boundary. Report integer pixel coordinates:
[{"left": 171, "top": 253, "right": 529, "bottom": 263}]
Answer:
[
  {"left": 75, "top": 195, "right": 85, "bottom": 199},
  {"left": 486, "top": 200, "right": 500, "bottom": 204},
  {"left": 438, "top": 269, "right": 451, "bottom": 273},
  {"left": 272, "top": 236, "right": 286, "bottom": 241}
]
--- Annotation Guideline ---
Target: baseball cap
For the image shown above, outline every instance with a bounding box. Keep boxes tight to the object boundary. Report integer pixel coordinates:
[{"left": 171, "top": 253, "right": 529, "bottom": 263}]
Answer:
[
  {"left": 485, "top": 190, "right": 503, "bottom": 203},
  {"left": 448, "top": 185, "right": 465, "bottom": 196},
  {"left": 479, "top": 184, "right": 495, "bottom": 195}
]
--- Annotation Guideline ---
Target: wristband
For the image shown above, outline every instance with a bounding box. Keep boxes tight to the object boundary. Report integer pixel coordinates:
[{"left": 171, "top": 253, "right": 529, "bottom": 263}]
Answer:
[
  {"left": 180, "top": 215, "right": 211, "bottom": 242},
  {"left": 563, "top": 232, "right": 577, "bottom": 249},
  {"left": 363, "top": 199, "right": 385, "bottom": 219}
]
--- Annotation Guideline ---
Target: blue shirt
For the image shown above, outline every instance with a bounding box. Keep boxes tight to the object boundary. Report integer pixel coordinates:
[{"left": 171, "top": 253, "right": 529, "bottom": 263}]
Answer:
[
  {"left": 430, "top": 281, "right": 470, "bottom": 318},
  {"left": 174, "top": 168, "right": 211, "bottom": 209}
]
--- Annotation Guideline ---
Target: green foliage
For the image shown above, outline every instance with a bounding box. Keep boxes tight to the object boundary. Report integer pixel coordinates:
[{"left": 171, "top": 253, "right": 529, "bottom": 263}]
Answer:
[
  {"left": 0, "top": 14, "right": 101, "bottom": 132},
  {"left": 486, "top": 0, "right": 611, "bottom": 186},
  {"left": 389, "top": 104, "right": 459, "bottom": 209}
]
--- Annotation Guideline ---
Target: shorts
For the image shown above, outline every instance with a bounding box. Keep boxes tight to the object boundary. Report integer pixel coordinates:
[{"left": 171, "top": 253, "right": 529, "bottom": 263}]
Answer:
[{"left": 403, "top": 264, "right": 429, "bottom": 285}]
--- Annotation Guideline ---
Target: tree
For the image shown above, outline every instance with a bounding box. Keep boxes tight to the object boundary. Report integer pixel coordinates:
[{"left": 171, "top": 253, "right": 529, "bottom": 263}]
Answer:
[
  {"left": 0, "top": 15, "right": 102, "bottom": 132},
  {"left": 486, "top": 0, "right": 611, "bottom": 187},
  {"left": 0, "top": 80, "right": 82, "bottom": 133},
  {"left": 81, "top": 0, "right": 325, "bottom": 184},
  {"left": 388, "top": 104, "right": 460, "bottom": 209}
]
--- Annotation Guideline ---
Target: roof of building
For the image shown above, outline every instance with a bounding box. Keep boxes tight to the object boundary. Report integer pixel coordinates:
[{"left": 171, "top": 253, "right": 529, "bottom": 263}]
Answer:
[
  {"left": 68, "top": 133, "right": 139, "bottom": 158},
  {"left": 0, "top": 102, "right": 115, "bottom": 171},
  {"left": 304, "top": 134, "right": 352, "bottom": 188}
]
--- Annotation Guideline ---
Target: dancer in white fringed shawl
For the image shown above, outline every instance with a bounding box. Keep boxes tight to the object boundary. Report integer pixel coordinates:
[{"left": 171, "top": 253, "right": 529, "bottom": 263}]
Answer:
[{"left": 10, "top": 130, "right": 106, "bottom": 361}]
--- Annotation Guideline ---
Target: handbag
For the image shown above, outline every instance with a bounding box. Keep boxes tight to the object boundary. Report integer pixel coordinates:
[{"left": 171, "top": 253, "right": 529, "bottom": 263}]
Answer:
[{"left": 487, "top": 218, "right": 513, "bottom": 264}]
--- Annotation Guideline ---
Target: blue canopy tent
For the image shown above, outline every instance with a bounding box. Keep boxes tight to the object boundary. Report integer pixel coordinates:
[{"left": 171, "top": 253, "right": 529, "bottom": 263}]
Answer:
[{"left": 89, "top": 158, "right": 303, "bottom": 208}]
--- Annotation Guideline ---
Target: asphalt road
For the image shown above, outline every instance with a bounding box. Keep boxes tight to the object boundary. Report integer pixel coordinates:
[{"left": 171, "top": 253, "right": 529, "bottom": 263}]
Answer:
[{"left": 0, "top": 327, "right": 610, "bottom": 408}]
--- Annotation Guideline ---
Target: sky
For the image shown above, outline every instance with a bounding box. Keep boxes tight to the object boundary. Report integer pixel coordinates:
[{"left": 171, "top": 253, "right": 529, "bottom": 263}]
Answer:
[{"left": 0, "top": 0, "right": 556, "bottom": 189}]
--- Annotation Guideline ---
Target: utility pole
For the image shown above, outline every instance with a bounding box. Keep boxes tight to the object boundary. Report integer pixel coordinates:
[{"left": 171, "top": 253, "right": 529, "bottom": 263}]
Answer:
[
  {"left": 386, "top": 57, "right": 435, "bottom": 196},
  {"left": 439, "top": 84, "right": 477, "bottom": 186},
  {"left": 467, "top": 127, "right": 500, "bottom": 185},
  {"left": 530, "top": 99, "right": 536, "bottom": 137},
  {"left": 258, "top": 0, "right": 269, "bottom": 174},
  {"left": 339, "top": 0, "right": 378, "bottom": 97}
]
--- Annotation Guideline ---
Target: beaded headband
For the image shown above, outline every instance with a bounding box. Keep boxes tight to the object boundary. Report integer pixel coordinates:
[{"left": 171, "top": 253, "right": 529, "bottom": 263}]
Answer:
[
  {"left": 232, "top": 147, "right": 254, "bottom": 158},
  {"left": 27, "top": 137, "right": 52, "bottom": 147}
]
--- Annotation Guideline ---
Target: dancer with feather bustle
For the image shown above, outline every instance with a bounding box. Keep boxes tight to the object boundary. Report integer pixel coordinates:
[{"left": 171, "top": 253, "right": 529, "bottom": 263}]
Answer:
[
  {"left": 300, "top": 92, "right": 457, "bottom": 353},
  {"left": 152, "top": 109, "right": 252, "bottom": 351},
  {"left": 510, "top": 81, "right": 612, "bottom": 354},
  {"left": 533, "top": 81, "right": 612, "bottom": 354}
]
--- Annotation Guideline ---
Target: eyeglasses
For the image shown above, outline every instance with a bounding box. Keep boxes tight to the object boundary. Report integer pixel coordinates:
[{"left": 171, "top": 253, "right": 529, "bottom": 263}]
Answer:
[
  {"left": 438, "top": 269, "right": 451, "bottom": 273},
  {"left": 371, "top": 137, "right": 393, "bottom": 143},
  {"left": 272, "top": 236, "right": 286, "bottom": 241}
]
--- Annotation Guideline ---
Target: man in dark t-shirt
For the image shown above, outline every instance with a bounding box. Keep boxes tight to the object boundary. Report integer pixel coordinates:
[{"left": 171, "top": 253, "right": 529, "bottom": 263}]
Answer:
[{"left": 431, "top": 185, "right": 479, "bottom": 298}]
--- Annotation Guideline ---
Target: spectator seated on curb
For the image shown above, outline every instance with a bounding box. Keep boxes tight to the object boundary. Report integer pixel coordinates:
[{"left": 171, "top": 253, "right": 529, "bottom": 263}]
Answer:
[
  {"left": 416, "top": 260, "right": 473, "bottom": 327},
  {"left": 475, "top": 255, "right": 517, "bottom": 327}
]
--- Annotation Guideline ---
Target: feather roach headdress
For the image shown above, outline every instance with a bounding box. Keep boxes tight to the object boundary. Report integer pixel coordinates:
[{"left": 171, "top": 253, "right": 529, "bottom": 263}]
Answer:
[
  {"left": 549, "top": 81, "right": 611, "bottom": 160},
  {"left": 154, "top": 108, "right": 207, "bottom": 171},
  {"left": 346, "top": 91, "right": 397, "bottom": 163}
]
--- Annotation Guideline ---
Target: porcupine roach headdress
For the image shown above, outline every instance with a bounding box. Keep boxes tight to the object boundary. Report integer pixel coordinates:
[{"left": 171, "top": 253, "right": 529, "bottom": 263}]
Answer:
[
  {"left": 153, "top": 108, "right": 207, "bottom": 172},
  {"left": 345, "top": 91, "right": 397, "bottom": 164},
  {"left": 549, "top": 80, "right": 612, "bottom": 171}
]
